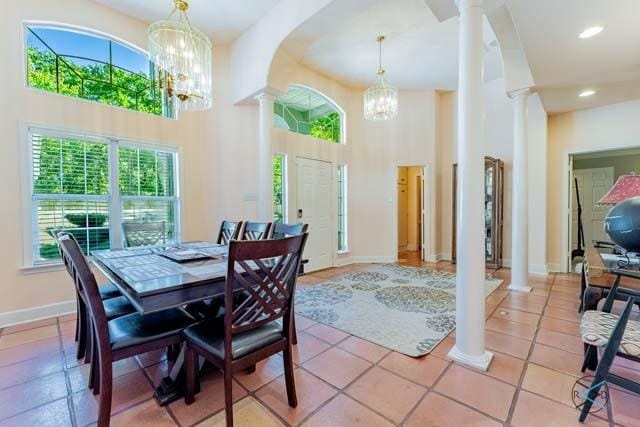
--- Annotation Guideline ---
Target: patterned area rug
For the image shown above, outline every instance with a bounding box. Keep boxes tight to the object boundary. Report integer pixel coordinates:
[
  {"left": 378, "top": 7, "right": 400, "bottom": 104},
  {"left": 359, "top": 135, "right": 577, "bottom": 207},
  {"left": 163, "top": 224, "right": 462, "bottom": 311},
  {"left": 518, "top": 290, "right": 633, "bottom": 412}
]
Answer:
[{"left": 295, "top": 264, "right": 502, "bottom": 357}]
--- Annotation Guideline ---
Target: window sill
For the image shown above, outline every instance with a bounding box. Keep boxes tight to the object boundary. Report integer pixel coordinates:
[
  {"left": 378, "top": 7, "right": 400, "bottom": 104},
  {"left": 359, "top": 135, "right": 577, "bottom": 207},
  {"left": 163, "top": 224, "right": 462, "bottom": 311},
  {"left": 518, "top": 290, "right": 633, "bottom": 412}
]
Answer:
[{"left": 20, "top": 262, "right": 65, "bottom": 275}]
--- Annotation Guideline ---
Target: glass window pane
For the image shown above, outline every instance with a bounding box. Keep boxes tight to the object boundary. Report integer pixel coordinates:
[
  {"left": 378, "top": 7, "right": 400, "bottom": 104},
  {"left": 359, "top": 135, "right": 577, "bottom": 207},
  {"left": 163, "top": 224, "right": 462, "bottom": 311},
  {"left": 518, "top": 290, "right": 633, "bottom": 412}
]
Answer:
[
  {"left": 25, "top": 26, "right": 170, "bottom": 118},
  {"left": 122, "top": 199, "right": 176, "bottom": 243},
  {"left": 273, "top": 155, "right": 285, "bottom": 223}
]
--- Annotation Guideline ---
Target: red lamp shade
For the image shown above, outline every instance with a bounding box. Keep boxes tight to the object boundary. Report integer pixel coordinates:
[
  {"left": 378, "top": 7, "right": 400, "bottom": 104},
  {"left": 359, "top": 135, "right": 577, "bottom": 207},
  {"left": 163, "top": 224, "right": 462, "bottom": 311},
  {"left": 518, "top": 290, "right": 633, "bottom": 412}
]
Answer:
[{"left": 598, "top": 174, "right": 640, "bottom": 205}]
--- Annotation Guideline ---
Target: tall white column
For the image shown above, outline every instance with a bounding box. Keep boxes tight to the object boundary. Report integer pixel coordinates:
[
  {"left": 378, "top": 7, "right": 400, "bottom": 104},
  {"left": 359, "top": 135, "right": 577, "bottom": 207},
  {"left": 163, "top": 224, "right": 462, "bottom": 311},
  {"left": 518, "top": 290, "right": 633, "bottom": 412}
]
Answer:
[
  {"left": 447, "top": 0, "right": 493, "bottom": 371},
  {"left": 256, "top": 92, "right": 276, "bottom": 222},
  {"left": 508, "top": 88, "right": 532, "bottom": 292}
]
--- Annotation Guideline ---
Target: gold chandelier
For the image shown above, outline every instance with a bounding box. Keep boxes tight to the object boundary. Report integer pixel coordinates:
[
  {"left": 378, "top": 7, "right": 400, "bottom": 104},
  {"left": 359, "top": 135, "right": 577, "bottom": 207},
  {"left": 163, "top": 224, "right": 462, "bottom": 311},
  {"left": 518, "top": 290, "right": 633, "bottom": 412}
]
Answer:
[
  {"left": 363, "top": 36, "right": 398, "bottom": 121},
  {"left": 149, "top": 0, "right": 212, "bottom": 111}
]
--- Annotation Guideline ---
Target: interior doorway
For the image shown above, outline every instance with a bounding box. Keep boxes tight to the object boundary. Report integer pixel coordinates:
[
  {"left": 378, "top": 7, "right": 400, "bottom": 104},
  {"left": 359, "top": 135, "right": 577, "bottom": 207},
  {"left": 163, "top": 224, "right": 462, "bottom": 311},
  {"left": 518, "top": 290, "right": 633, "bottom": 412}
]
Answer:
[
  {"left": 397, "top": 166, "right": 426, "bottom": 262},
  {"left": 567, "top": 147, "right": 640, "bottom": 270}
]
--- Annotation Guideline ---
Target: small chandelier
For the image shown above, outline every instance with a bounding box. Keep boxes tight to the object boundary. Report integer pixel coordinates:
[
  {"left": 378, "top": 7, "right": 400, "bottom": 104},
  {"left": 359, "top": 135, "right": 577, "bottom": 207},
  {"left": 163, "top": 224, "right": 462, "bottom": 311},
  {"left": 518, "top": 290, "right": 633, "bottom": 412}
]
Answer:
[
  {"left": 149, "top": 0, "right": 212, "bottom": 111},
  {"left": 364, "top": 35, "right": 398, "bottom": 121}
]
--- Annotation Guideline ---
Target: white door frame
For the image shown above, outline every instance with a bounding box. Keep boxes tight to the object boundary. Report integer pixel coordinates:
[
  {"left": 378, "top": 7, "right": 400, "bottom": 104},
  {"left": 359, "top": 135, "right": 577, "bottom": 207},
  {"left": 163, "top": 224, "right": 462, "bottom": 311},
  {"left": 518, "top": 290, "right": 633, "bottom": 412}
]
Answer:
[
  {"left": 560, "top": 145, "right": 637, "bottom": 272},
  {"left": 393, "top": 163, "right": 433, "bottom": 262}
]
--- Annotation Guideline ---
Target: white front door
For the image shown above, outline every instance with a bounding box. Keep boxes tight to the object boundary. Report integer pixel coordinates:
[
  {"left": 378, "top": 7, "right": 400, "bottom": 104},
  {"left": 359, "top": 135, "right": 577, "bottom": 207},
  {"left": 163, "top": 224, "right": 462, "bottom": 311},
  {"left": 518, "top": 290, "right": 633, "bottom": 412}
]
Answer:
[
  {"left": 571, "top": 167, "right": 614, "bottom": 250},
  {"left": 296, "top": 158, "right": 333, "bottom": 272}
]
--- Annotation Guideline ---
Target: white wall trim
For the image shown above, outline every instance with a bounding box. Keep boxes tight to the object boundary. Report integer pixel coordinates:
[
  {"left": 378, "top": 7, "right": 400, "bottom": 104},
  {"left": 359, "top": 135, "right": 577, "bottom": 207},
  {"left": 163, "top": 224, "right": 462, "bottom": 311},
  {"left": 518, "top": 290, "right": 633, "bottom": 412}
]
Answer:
[
  {"left": 333, "top": 255, "right": 396, "bottom": 268},
  {"left": 0, "top": 300, "right": 75, "bottom": 328},
  {"left": 547, "top": 262, "right": 563, "bottom": 273}
]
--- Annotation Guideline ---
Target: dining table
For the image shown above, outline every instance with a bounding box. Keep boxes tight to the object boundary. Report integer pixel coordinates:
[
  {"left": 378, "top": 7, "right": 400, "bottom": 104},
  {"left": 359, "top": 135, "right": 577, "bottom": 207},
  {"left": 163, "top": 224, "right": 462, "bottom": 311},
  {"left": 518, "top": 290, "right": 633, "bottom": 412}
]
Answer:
[{"left": 92, "top": 241, "right": 256, "bottom": 405}]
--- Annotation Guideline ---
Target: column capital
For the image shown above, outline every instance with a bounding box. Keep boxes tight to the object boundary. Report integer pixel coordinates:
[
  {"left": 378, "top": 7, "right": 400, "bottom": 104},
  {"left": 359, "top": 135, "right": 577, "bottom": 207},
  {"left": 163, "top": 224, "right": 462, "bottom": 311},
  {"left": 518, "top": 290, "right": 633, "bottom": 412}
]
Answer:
[
  {"left": 455, "top": 0, "right": 483, "bottom": 10},
  {"left": 508, "top": 87, "right": 533, "bottom": 99},
  {"left": 255, "top": 90, "right": 278, "bottom": 103}
]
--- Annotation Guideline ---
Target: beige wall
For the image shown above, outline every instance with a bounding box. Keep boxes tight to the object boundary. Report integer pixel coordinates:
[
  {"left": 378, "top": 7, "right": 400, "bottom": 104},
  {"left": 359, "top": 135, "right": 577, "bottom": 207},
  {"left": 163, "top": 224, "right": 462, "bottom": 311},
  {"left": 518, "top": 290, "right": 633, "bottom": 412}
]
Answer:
[
  {"left": 547, "top": 99, "right": 640, "bottom": 270},
  {"left": 0, "top": 0, "right": 220, "bottom": 315},
  {"left": 1, "top": 0, "right": 442, "bottom": 319}
]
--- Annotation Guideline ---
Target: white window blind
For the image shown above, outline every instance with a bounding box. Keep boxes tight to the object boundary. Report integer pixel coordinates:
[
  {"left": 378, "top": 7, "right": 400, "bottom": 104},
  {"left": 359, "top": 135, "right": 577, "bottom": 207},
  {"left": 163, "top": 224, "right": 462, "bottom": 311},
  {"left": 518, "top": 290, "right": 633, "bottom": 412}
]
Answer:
[
  {"left": 28, "top": 128, "right": 180, "bottom": 264},
  {"left": 31, "top": 132, "right": 111, "bottom": 261},
  {"left": 119, "top": 145, "right": 178, "bottom": 245}
]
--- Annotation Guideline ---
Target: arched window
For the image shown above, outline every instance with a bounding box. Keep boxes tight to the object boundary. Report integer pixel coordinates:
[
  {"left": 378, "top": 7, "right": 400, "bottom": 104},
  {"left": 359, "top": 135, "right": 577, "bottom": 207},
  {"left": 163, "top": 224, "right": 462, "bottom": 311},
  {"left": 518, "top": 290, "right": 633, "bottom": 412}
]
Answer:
[
  {"left": 24, "top": 24, "right": 173, "bottom": 118},
  {"left": 274, "top": 85, "right": 345, "bottom": 144}
]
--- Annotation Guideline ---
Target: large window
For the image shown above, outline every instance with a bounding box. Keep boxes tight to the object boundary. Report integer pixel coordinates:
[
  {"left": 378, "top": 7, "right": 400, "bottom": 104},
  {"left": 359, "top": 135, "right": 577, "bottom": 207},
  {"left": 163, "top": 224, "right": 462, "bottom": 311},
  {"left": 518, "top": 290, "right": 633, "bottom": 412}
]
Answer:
[
  {"left": 25, "top": 25, "right": 174, "bottom": 118},
  {"left": 28, "top": 127, "right": 179, "bottom": 264},
  {"left": 274, "top": 85, "right": 344, "bottom": 144},
  {"left": 273, "top": 154, "right": 287, "bottom": 223},
  {"left": 337, "top": 164, "right": 348, "bottom": 252}
]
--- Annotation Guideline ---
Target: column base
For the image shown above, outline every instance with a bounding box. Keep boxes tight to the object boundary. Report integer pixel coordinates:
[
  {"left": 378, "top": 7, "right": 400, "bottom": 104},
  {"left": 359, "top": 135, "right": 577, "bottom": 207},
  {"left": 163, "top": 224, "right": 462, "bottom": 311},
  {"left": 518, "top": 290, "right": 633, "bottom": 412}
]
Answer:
[
  {"left": 447, "top": 345, "right": 494, "bottom": 371},
  {"left": 507, "top": 284, "right": 532, "bottom": 293}
]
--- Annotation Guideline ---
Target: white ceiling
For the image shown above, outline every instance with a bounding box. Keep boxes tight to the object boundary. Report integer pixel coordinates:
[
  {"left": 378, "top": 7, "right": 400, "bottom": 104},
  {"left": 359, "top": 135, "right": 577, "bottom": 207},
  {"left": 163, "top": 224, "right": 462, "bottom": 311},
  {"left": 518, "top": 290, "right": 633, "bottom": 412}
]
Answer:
[
  {"left": 507, "top": 0, "right": 640, "bottom": 113},
  {"left": 280, "top": 0, "right": 503, "bottom": 90},
  {"left": 94, "top": 0, "right": 640, "bottom": 113},
  {"left": 92, "top": 0, "right": 280, "bottom": 43}
]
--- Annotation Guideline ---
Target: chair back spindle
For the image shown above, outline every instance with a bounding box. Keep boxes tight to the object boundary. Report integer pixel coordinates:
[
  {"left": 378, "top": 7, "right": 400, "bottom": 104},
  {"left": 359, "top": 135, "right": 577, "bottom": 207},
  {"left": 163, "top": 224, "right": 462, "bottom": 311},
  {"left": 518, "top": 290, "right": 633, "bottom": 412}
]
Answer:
[
  {"left": 240, "top": 222, "right": 272, "bottom": 241},
  {"left": 217, "top": 220, "right": 243, "bottom": 245}
]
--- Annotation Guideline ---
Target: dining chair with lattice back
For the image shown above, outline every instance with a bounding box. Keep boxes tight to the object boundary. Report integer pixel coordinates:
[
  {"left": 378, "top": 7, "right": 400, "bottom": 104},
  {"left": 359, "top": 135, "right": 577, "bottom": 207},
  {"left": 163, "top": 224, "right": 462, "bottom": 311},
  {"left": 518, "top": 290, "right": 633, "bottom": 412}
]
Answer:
[
  {"left": 58, "top": 234, "right": 194, "bottom": 427},
  {"left": 122, "top": 221, "right": 166, "bottom": 248},
  {"left": 240, "top": 221, "right": 272, "bottom": 241},
  {"left": 270, "top": 222, "right": 309, "bottom": 344},
  {"left": 216, "top": 220, "right": 243, "bottom": 245},
  {"left": 270, "top": 222, "right": 308, "bottom": 239},
  {"left": 183, "top": 234, "right": 308, "bottom": 427}
]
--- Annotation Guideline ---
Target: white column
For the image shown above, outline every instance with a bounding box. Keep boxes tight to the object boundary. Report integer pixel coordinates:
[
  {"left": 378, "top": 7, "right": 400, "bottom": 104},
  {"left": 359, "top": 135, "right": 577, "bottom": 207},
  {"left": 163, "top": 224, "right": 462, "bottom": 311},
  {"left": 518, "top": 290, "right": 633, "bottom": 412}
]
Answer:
[
  {"left": 447, "top": 0, "right": 493, "bottom": 371},
  {"left": 256, "top": 92, "right": 276, "bottom": 222},
  {"left": 508, "top": 88, "right": 532, "bottom": 292}
]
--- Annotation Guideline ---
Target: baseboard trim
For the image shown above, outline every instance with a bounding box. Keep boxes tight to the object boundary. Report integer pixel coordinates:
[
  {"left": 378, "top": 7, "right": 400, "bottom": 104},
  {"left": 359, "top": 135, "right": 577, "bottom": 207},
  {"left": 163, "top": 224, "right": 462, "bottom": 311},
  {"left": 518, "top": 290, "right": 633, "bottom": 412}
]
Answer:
[
  {"left": 0, "top": 300, "right": 76, "bottom": 328},
  {"left": 436, "top": 253, "right": 452, "bottom": 262},
  {"left": 499, "top": 259, "right": 548, "bottom": 276},
  {"left": 547, "top": 263, "right": 564, "bottom": 273}
]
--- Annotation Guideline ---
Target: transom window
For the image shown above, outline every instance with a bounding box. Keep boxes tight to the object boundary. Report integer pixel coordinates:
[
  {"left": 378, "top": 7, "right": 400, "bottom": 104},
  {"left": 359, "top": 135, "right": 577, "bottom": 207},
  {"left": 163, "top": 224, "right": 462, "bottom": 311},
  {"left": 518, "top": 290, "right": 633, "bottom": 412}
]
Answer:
[
  {"left": 25, "top": 25, "right": 174, "bottom": 118},
  {"left": 274, "top": 85, "right": 344, "bottom": 144},
  {"left": 28, "top": 127, "right": 180, "bottom": 264}
]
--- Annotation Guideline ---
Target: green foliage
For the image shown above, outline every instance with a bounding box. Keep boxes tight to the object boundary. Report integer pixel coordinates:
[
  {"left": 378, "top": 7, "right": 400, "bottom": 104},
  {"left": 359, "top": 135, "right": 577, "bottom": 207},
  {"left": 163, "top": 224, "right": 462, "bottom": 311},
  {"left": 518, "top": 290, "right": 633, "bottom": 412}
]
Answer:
[
  {"left": 273, "top": 156, "right": 284, "bottom": 223},
  {"left": 27, "top": 46, "right": 163, "bottom": 116},
  {"left": 310, "top": 112, "right": 341, "bottom": 143}
]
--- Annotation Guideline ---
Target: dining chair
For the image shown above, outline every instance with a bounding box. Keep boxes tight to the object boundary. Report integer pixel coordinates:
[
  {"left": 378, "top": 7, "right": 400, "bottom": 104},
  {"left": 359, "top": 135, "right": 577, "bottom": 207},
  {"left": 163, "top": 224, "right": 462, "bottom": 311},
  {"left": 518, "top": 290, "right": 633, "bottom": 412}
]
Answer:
[
  {"left": 55, "top": 230, "right": 134, "bottom": 361},
  {"left": 269, "top": 222, "right": 309, "bottom": 344},
  {"left": 183, "top": 234, "right": 308, "bottom": 427},
  {"left": 578, "top": 267, "right": 640, "bottom": 422},
  {"left": 216, "top": 220, "right": 243, "bottom": 245},
  {"left": 122, "top": 221, "right": 166, "bottom": 248},
  {"left": 58, "top": 234, "right": 195, "bottom": 427},
  {"left": 240, "top": 221, "right": 272, "bottom": 240},
  {"left": 271, "top": 222, "right": 309, "bottom": 239}
]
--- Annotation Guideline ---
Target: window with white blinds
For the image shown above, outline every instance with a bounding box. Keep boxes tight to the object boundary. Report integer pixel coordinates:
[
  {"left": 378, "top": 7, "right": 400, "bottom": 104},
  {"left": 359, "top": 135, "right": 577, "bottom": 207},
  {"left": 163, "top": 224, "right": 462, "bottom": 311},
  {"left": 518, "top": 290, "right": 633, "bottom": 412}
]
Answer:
[
  {"left": 28, "top": 128, "right": 179, "bottom": 264},
  {"left": 119, "top": 145, "right": 178, "bottom": 244}
]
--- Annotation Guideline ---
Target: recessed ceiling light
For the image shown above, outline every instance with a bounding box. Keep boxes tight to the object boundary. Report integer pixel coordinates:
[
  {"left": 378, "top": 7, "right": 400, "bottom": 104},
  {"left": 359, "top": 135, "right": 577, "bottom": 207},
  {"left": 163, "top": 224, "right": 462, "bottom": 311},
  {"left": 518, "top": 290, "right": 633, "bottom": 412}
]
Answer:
[
  {"left": 579, "top": 26, "right": 603, "bottom": 39},
  {"left": 579, "top": 89, "right": 596, "bottom": 97}
]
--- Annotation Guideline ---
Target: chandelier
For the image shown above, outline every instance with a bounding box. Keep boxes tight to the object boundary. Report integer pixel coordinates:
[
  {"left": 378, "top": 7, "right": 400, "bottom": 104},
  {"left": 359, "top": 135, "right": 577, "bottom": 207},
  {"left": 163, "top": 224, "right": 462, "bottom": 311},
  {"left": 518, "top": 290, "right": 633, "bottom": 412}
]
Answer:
[
  {"left": 364, "top": 35, "right": 398, "bottom": 121},
  {"left": 149, "top": 0, "right": 212, "bottom": 111}
]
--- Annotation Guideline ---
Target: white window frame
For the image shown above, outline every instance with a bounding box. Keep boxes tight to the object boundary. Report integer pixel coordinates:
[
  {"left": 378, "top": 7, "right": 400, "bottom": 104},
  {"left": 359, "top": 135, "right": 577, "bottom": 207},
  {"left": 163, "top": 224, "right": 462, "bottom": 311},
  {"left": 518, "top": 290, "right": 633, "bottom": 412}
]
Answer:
[
  {"left": 273, "top": 152, "right": 288, "bottom": 223},
  {"left": 337, "top": 163, "right": 348, "bottom": 253},
  {"left": 21, "top": 124, "right": 181, "bottom": 268}
]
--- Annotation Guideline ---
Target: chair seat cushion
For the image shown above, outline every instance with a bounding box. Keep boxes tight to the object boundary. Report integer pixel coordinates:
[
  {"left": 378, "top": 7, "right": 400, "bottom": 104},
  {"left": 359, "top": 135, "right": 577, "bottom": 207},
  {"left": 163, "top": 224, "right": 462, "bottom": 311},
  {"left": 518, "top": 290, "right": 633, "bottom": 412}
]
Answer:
[
  {"left": 183, "top": 318, "right": 283, "bottom": 360},
  {"left": 102, "top": 296, "right": 136, "bottom": 320},
  {"left": 581, "top": 310, "right": 640, "bottom": 357},
  {"left": 109, "top": 308, "right": 195, "bottom": 350},
  {"left": 99, "top": 283, "right": 121, "bottom": 300}
]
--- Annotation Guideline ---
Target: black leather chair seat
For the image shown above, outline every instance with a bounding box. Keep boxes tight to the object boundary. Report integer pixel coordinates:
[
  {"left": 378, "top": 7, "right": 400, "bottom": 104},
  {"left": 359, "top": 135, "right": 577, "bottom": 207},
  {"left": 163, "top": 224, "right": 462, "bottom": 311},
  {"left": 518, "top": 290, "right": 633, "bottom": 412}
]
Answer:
[
  {"left": 109, "top": 308, "right": 195, "bottom": 350},
  {"left": 102, "top": 296, "right": 136, "bottom": 320},
  {"left": 183, "top": 318, "right": 283, "bottom": 360},
  {"left": 98, "top": 283, "right": 121, "bottom": 300}
]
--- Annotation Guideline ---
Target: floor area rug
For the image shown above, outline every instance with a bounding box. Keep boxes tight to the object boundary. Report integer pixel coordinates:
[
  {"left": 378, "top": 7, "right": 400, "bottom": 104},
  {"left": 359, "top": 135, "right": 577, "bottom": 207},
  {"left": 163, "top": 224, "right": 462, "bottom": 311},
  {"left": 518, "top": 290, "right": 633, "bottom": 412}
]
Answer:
[{"left": 295, "top": 264, "right": 502, "bottom": 357}]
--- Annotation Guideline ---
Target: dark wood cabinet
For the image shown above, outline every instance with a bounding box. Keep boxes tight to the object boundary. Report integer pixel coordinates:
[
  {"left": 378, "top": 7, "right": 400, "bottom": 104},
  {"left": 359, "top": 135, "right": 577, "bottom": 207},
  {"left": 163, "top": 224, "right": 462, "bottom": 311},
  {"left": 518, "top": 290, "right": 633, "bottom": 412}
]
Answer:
[{"left": 452, "top": 156, "right": 504, "bottom": 268}]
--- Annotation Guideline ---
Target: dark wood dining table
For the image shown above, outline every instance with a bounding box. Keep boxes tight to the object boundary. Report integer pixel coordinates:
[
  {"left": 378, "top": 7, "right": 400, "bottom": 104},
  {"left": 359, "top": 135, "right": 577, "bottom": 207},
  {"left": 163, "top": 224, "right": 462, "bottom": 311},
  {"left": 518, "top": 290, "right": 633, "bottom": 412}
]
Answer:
[{"left": 92, "top": 241, "right": 241, "bottom": 405}]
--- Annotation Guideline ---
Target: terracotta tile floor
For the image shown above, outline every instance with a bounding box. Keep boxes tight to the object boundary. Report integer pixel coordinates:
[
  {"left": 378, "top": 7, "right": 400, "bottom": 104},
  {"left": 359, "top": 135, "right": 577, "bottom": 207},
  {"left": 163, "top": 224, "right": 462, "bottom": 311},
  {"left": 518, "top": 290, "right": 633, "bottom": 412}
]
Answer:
[{"left": 0, "top": 260, "right": 638, "bottom": 426}]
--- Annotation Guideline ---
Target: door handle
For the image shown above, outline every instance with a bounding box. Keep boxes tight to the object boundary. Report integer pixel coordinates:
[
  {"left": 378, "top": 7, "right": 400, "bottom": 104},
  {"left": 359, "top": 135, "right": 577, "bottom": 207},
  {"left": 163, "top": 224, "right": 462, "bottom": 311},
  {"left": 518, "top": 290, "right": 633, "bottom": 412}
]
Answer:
[{"left": 298, "top": 209, "right": 303, "bottom": 219}]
